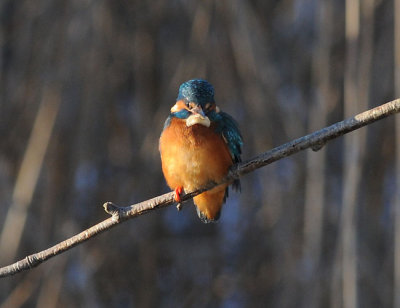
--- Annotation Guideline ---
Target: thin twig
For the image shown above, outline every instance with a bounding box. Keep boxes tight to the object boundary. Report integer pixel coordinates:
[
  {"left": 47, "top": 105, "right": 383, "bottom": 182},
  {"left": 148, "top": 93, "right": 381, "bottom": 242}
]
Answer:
[{"left": 0, "top": 98, "right": 399, "bottom": 278}]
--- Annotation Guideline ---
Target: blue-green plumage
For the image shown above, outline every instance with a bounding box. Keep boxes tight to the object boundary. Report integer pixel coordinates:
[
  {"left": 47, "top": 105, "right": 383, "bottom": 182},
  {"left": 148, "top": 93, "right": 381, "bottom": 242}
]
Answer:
[
  {"left": 209, "top": 111, "right": 243, "bottom": 164},
  {"left": 163, "top": 110, "right": 190, "bottom": 129},
  {"left": 177, "top": 79, "right": 215, "bottom": 104},
  {"left": 209, "top": 110, "right": 243, "bottom": 192}
]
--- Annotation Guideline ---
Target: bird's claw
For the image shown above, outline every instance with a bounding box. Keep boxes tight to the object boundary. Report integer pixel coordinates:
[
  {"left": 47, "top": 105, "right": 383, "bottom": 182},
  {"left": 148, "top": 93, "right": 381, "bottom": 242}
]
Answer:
[
  {"left": 174, "top": 186, "right": 183, "bottom": 203},
  {"left": 174, "top": 186, "right": 183, "bottom": 211}
]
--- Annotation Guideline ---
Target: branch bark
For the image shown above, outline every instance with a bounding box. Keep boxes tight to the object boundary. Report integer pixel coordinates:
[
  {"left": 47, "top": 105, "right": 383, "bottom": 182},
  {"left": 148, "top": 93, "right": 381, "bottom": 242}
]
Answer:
[{"left": 0, "top": 98, "right": 399, "bottom": 278}]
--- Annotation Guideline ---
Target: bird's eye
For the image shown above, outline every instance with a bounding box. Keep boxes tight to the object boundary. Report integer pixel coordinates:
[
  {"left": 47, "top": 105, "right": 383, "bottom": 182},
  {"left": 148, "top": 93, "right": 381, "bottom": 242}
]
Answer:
[{"left": 188, "top": 102, "right": 197, "bottom": 109}]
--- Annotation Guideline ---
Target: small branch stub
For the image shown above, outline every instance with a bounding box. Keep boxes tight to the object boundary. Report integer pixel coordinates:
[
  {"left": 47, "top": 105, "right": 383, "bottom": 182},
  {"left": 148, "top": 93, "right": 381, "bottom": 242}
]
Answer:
[
  {"left": 311, "top": 141, "right": 326, "bottom": 151},
  {"left": 103, "top": 202, "right": 122, "bottom": 222}
]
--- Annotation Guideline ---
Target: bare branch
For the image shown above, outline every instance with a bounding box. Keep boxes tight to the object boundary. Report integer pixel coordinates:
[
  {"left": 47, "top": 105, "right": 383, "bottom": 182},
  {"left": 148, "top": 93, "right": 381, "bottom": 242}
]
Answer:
[{"left": 0, "top": 98, "right": 399, "bottom": 278}]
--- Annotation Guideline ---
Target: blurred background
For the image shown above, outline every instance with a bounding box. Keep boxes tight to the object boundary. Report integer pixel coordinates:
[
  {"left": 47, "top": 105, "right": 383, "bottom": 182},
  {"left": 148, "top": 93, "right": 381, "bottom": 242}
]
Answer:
[{"left": 0, "top": 0, "right": 400, "bottom": 307}]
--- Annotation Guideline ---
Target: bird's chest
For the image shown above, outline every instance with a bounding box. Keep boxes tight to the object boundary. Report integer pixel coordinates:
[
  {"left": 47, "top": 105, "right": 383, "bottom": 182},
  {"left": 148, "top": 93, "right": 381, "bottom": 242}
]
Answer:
[{"left": 160, "top": 118, "right": 232, "bottom": 190}]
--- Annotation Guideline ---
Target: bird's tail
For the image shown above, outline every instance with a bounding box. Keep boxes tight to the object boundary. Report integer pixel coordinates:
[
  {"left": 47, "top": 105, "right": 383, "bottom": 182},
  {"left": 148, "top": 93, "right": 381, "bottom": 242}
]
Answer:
[{"left": 193, "top": 185, "right": 228, "bottom": 223}]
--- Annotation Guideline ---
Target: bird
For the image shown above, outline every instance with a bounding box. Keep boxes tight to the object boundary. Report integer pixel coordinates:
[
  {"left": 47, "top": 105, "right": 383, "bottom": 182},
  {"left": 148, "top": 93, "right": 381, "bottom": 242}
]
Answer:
[{"left": 159, "top": 79, "right": 243, "bottom": 223}]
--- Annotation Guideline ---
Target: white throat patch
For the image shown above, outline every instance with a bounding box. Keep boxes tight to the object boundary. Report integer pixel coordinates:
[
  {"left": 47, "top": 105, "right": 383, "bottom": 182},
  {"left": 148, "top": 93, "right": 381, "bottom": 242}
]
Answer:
[{"left": 186, "top": 114, "right": 211, "bottom": 127}]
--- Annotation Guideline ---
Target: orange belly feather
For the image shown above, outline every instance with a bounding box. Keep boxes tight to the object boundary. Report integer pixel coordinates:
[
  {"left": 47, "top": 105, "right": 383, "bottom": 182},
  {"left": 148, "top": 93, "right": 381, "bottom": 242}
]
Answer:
[{"left": 159, "top": 117, "right": 233, "bottom": 220}]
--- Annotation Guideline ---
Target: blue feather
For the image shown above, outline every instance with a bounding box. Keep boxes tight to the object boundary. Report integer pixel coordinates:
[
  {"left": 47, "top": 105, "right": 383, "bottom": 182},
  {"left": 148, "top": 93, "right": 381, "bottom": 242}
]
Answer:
[
  {"left": 163, "top": 109, "right": 190, "bottom": 130},
  {"left": 177, "top": 79, "right": 215, "bottom": 104},
  {"left": 209, "top": 110, "right": 243, "bottom": 192},
  {"left": 209, "top": 111, "right": 243, "bottom": 163}
]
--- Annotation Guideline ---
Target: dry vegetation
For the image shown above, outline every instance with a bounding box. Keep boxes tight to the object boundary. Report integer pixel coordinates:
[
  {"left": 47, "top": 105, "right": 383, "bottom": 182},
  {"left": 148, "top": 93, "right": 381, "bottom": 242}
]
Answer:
[{"left": 0, "top": 0, "right": 400, "bottom": 307}]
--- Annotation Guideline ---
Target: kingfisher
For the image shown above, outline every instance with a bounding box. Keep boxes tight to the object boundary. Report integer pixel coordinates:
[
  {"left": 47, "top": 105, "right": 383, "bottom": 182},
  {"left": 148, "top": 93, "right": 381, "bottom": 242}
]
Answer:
[{"left": 159, "top": 79, "right": 243, "bottom": 223}]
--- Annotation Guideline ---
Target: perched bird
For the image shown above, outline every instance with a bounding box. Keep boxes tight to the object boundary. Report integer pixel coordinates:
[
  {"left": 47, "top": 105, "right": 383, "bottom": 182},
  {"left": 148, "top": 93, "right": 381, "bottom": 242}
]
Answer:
[{"left": 159, "top": 79, "right": 243, "bottom": 223}]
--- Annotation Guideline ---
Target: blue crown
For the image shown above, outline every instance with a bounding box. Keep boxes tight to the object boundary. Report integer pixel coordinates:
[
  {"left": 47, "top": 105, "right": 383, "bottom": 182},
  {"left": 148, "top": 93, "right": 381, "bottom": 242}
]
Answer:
[{"left": 177, "top": 79, "right": 215, "bottom": 105}]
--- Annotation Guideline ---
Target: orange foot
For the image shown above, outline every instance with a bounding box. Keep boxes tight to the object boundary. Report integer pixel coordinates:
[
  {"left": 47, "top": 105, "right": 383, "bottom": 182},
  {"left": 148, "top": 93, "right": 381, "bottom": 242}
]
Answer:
[{"left": 174, "top": 186, "right": 183, "bottom": 203}]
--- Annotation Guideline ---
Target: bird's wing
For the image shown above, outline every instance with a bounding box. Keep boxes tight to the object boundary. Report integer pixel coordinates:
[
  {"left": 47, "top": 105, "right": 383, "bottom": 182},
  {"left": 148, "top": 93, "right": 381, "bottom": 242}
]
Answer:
[
  {"left": 212, "top": 111, "right": 243, "bottom": 191},
  {"left": 216, "top": 111, "right": 243, "bottom": 163}
]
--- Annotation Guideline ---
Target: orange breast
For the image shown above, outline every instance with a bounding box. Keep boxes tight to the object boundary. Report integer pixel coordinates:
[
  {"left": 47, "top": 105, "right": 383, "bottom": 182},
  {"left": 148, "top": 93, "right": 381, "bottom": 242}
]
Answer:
[{"left": 159, "top": 117, "right": 233, "bottom": 192}]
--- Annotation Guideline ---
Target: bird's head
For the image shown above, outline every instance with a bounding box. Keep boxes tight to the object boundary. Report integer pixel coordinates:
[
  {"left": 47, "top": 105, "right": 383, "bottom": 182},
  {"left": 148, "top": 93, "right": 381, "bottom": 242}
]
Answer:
[{"left": 170, "top": 79, "right": 219, "bottom": 127}]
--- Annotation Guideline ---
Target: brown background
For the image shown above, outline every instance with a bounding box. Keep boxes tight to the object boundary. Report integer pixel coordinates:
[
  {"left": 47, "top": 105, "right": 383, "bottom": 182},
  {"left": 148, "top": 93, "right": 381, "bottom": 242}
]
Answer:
[{"left": 1, "top": 0, "right": 399, "bottom": 307}]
